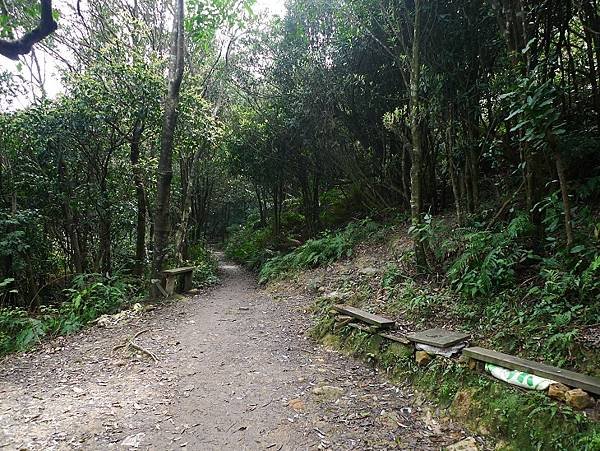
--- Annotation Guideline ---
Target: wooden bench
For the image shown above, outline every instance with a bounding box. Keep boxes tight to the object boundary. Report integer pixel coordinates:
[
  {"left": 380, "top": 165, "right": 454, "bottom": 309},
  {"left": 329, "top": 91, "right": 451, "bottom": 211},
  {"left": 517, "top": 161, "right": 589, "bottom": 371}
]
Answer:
[
  {"left": 463, "top": 346, "right": 600, "bottom": 395},
  {"left": 333, "top": 304, "right": 395, "bottom": 329},
  {"left": 161, "top": 266, "right": 194, "bottom": 296}
]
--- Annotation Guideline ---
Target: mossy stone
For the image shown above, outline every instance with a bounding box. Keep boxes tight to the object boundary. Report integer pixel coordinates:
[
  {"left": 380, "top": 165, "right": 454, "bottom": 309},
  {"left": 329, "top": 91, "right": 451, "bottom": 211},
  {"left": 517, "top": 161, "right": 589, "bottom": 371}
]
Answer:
[
  {"left": 387, "top": 342, "right": 413, "bottom": 359},
  {"left": 366, "top": 334, "right": 383, "bottom": 355},
  {"left": 322, "top": 333, "right": 341, "bottom": 348}
]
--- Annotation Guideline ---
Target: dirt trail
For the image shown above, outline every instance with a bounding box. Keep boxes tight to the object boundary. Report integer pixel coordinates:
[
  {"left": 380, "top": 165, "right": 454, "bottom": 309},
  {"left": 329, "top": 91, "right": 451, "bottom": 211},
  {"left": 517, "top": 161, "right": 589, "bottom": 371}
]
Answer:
[{"left": 0, "top": 258, "right": 473, "bottom": 450}]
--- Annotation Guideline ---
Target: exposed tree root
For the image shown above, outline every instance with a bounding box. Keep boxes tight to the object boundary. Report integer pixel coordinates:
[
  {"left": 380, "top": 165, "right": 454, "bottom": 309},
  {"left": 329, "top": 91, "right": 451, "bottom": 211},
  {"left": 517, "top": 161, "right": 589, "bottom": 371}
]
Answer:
[{"left": 112, "top": 329, "right": 159, "bottom": 363}]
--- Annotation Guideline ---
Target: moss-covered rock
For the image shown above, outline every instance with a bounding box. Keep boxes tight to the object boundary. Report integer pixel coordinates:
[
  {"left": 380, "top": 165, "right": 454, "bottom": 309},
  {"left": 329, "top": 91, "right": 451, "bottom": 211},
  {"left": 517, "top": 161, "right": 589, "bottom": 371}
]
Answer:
[
  {"left": 386, "top": 342, "right": 414, "bottom": 360},
  {"left": 321, "top": 333, "right": 341, "bottom": 348}
]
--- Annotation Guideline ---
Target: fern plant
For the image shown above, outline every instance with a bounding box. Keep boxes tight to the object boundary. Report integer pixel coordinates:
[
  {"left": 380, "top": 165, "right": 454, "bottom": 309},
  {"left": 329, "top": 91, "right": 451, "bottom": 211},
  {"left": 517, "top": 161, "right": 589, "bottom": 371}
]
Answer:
[
  {"left": 447, "top": 215, "right": 532, "bottom": 299},
  {"left": 259, "top": 219, "right": 380, "bottom": 283}
]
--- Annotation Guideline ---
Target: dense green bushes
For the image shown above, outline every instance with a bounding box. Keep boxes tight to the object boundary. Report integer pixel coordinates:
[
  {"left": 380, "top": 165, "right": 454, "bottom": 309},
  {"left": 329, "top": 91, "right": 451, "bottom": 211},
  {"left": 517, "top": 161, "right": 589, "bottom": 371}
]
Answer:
[
  {"left": 0, "top": 273, "right": 138, "bottom": 356},
  {"left": 188, "top": 243, "right": 219, "bottom": 287},
  {"left": 378, "top": 211, "right": 600, "bottom": 371},
  {"left": 225, "top": 221, "right": 274, "bottom": 270},
  {"left": 257, "top": 219, "right": 381, "bottom": 283},
  {"left": 446, "top": 215, "right": 533, "bottom": 299},
  {"left": 0, "top": 242, "right": 219, "bottom": 357},
  {"left": 224, "top": 215, "right": 383, "bottom": 283}
]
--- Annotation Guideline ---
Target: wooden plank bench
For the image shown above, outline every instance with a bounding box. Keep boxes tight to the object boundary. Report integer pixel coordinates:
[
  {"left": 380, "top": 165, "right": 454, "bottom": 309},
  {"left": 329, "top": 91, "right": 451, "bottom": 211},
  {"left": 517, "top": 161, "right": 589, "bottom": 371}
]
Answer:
[
  {"left": 333, "top": 304, "right": 395, "bottom": 329},
  {"left": 463, "top": 346, "right": 600, "bottom": 395},
  {"left": 161, "top": 266, "right": 194, "bottom": 296}
]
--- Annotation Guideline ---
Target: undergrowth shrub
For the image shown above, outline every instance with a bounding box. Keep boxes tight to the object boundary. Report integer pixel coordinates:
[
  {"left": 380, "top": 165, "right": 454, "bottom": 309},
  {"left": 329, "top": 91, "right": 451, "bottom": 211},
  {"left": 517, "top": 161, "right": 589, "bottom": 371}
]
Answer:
[
  {"left": 0, "top": 307, "right": 46, "bottom": 355},
  {"left": 225, "top": 221, "right": 273, "bottom": 269},
  {"left": 58, "top": 273, "right": 133, "bottom": 332},
  {"left": 319, "top": 186, "right": 367, "bottom": 228},
  {"left": 447, "top": 214, "right": 533, "bottom": 299},
  {"left": 404, "top": 210, "right": 600, "bottom": 369},
  {"left": 258, "top": 219, "right": 380, "bottom": 283},
  {"left": 188, "top": 243, "right": 219, "bottom": 287},
  {"left": 0, "top": 273, "right": 137, "bottom": 356}
]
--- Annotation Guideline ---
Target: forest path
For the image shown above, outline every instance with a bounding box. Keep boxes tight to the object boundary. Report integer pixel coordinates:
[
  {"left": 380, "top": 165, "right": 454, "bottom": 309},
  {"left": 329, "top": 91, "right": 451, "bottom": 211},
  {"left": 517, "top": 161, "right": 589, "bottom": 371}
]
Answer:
[{"left": 0, "top": 257, "right": 472, "bottom": 450}]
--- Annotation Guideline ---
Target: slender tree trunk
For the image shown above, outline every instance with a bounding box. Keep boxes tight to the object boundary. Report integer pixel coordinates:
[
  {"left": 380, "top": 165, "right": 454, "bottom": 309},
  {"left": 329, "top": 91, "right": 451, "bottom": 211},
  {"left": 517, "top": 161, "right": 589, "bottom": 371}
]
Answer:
[
  {"left": 311, "top": 172, "right": 320, "bottom": 233},
  {"left": 272, "top": 180, "right": 284, "bottom": 238},
  {"left": 468, "top": 147, "right": 479, "bottom": 211},
  {"left": 152, "top": 0, "right": 185, "bottom": 289},
  {"left": 255, "top": 184, "right": 266, "bottom": 226},
  {"left": 549, "top": 134, "right": 574, "bottom": 247},
  {"left": 581, "top": 13, "right": 600, "bottom": 131},
  {"left": 402, "top": 142, "right": 411, "bottom": 209},
  {"left": 98, "top": 177, "right": 112, "bottom": 275},
  {"left": 408, "top": 0, "right": 427, "bottom": 269},
  {"left": 175, "top": 148, "right": 202, "bottom": 261},
  {"left": 446, "top": 124, "right": 463, "bottom": 226},
  {"left": 130, "top": 120, "right": 146, "bottom": 276},
  {"left": 195, "top": 176, "right": 213, "bottom": 238},
  {"left": 525, "top": 151, "right": 545, "bottom": 248},
  {"left": 57, "top": 158, "right": 83, "bottom": 273}
]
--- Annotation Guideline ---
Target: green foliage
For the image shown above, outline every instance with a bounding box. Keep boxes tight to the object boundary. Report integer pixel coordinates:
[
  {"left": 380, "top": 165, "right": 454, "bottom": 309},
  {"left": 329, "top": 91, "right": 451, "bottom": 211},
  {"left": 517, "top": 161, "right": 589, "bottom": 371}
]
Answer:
[
  {"left": 385, "top": 278, "right": 440, "bottom": 320},
  {"left": 0, "top": 209, "right": 56, "bottom": 307},
  {"left": 258, "top": 219, "right": 380, "bottom": 283},
  {"left": 225, "top": 221, "right": 274, "bottom": 269},
  {"left": 447, "top": 215, "right": 533, "bottom": 299},
  {"left": 58, "top": 273, "right": 132, "bottom": 332},
  {"left": 0, "top": 307, "right": 45, "bottom": 353},
  {"left": 187, "top": 0, "right": 255, "bottom": 49},
  {"left": 319, "top": 187, "right": 368, "bottom": 228},
  {"left": 0, "top": 273, "right": 137, "bottom": 356},
  {"left": 503, "top": 73, "right": 565, "bottom": 152},
  {"left": 371, "top": 210, "right": 600, "bottom": 370},
  {"left": 188, "top": 243, "right": 219, "bottom": 287},
  {"left": 408, "top": 212, "right": 434, "bottom": 246}
]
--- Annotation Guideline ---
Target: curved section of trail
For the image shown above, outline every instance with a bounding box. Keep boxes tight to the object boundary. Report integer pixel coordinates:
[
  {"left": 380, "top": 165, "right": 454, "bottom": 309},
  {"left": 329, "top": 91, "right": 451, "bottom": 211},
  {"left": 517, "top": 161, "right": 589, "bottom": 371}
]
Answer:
[{"left": 0, "top": 259, "right": 471, "bottom": 450}]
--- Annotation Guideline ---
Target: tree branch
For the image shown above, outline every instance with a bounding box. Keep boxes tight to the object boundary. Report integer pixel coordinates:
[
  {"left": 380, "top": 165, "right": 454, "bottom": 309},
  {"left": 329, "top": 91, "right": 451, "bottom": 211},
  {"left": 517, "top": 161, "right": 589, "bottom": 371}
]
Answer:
[{"left": 0, "top": 0, "right": 57, "bottom": 60}]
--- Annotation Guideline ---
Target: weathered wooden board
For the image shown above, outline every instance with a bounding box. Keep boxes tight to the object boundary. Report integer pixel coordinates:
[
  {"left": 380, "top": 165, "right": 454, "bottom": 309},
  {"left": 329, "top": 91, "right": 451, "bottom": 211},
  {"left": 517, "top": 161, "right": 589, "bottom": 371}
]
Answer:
[
  {"left": 464, "top": 347, "right": 600, "bottom": 395},
  {"left": 162, "top": 266, "right": 194, "bottom": 276},
  {"left": 379, "top": 332, "right": 411, "bottom": 345},
  {"left": 348, "top": 322, "right": 372, "bottom": 333},
  {"left": 407, "top": 328, "right": 469, "bottom": 348},
  {"left": 333, "top": 305, "right": 395, "bottom": 329},
  {"left": 152, "top": 279, "right": 168, "bottom": 298}
]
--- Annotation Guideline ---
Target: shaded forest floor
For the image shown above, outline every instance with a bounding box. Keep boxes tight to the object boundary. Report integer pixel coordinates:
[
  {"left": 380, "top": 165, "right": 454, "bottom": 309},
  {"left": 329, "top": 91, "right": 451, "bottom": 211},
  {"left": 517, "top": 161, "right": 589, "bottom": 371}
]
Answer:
[{"left": 0, "top": 257, "right": 476, "bottom": 450}]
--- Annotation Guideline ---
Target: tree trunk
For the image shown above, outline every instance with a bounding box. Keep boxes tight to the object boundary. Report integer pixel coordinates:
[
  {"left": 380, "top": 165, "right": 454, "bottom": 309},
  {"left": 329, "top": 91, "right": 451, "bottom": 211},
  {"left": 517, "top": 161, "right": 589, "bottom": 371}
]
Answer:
[
  {"left": 255, "top": 184, "right": 266, "bottom": 226},
  {"left": 57, "top": 157, "right": 83, "bottom": 273},
  {"left": 152, "top": 0, "right": 185, "bottom": 290},
  {"left": 408, "top": 0, "right": 427, "bottom": 269},
  {"left": 98, "top": 178, "right": 112, "bottom": 275},
  {"left": 468, "top": 147, "right": 479, "bottom": 211},
  {"left": 446, "top": 125, "right": 463, "bottom": 226},
  {"left": 271, "top": 179, "right": 285, "bottom": 239},
  {"left": 549, "top": 134, "right": 574, "bottom": 248},
  {"left": 525, "top": 151, "right": 545, "bottom": 249},
  {"left": 175, "top": 148, "right": 202, "bottom": 262},
  {"left": 193, "top": 175, "right": 213, "bottom": 240},
  {"left": 130, "top": 120, "right": 146, "bottom": 276}
]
